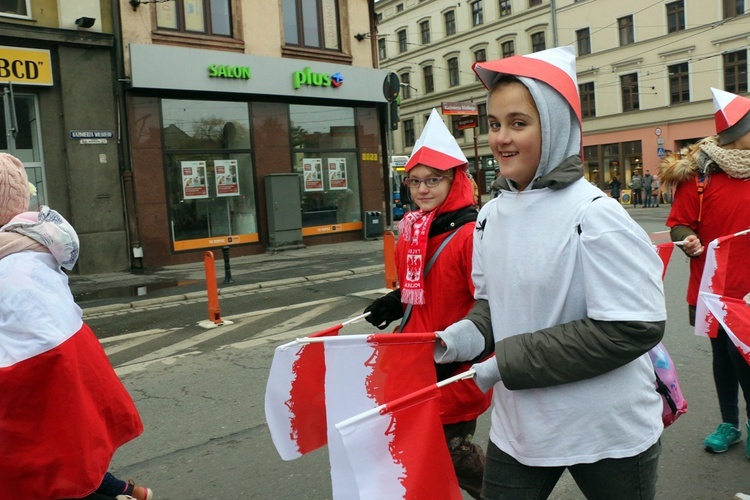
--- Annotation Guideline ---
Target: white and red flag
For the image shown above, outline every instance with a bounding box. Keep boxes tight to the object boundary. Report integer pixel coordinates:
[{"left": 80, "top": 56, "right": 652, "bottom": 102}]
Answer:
[
  {"left": 335, "top": 374, "right": 470, "bottom": 500},
  {"left": 695, "top": 229, "right": 750, "bottom": 337},
  {"left": 264, "top": 320, "right": 350, "bottom": 461},
  {"left": 700, "top": 292, "right": 750, "bottom": 365},
  {"left": 322, "top": 332, "right": 439, "bottom": 499},
  {"left": 0, "top": 252, "right": 143, "bottom": 500},
  {"left": 654, "top": 243, "right": 675, "bottom": 281}
]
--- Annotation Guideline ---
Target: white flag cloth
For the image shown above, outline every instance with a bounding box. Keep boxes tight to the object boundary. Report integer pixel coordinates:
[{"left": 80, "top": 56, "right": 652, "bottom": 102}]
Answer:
[
  {"left": 323, "top": 333, "right": 438, "bottom": 500},
  {"left": 335, "top": 384, "right": 462, "bottom": 500},
  {"left": 700, "top": 292, "right": 750, "bottom": 365},
  {"left": 695, "top": 229, "right": 750, "bottom": 337}
]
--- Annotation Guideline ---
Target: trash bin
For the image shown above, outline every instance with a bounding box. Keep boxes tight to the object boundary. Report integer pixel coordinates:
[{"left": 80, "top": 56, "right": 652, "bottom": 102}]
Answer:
[{"left": 363, "top": 211, "right": 383, "bottom": 239}]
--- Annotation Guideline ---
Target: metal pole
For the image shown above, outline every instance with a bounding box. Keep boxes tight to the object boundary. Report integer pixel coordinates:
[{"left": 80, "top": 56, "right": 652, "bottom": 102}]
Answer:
[
  {"left": 387, "top": 100, "right": 395, "bottom": 230},
  {"left": 221, "top": 246, "right": 234, "bottom": 284}
]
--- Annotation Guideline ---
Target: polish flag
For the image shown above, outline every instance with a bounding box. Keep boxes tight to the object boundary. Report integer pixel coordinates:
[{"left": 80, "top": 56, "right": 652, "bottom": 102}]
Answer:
[
  {"left": 700, "top": 293, "right": 750, "bottom": 365},
  {"left": 264, "top": 322, "right": 345, "bottom": 461},
  {"left": 323, "top": 333, "right": 439, "bottom": 499},
  {"left": 335, "top": 380, "right": 466, "bottom": 500},
  {"left": 695, "top": 229, "right": 750, "bottom": 337},
  {"left": 654, "top": 242, "right": 675, "bottom": 281},
  {"left": 0, "top": 252, "right": 143, "bottom": 500}
]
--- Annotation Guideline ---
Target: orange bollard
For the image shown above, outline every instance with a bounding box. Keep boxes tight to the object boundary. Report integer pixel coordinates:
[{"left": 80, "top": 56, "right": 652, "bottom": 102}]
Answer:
[
  {"left": 383, "top": 231, "right": 398, "bottom": 290},
  {"left": 203, "top": 251, "right": 224, "bottom": 325}
]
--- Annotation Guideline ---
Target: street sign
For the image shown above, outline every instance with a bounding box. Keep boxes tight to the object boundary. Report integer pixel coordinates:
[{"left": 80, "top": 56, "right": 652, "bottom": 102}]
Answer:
[
  {"left": 441, "top": 102, "right": 478, "bottom": 115},
  {"left": 657, "top": 147, "right": 666, "bottom": 157},
  {"left": 382, "top": 72, "right": 400, "bottom": 103},
  {"left": 457, "top": 115, "right": 478, "bottom": 130}
]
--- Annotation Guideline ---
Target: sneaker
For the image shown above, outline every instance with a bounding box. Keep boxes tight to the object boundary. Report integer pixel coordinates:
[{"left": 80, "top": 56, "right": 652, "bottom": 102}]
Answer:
[
  {"left": 704, "top": 423, "right": 741, "bottom": 453},
  {"left": 734, "top": 494, "right": 750, "bottom": 500},
  {"left": 127, "top": 480, "right": 153, "bottom": 500}
]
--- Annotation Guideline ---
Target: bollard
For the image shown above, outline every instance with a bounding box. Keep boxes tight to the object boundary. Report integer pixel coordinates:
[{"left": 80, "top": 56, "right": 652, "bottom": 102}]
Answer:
[
  {"left": 203, "top": 251, "right": 223, "bottom": 325},
  {"left": 383, "top": 231, "right": 398, "bottom": 290},
  {"left": 221, "top": 246, "right": 234, "bottom": 284}
]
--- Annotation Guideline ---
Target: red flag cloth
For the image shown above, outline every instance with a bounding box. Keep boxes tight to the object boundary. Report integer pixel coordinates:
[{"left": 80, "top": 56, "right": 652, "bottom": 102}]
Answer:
[
  {"left": 654, "top": 242, "right": 675, "bottom": 281},
  {"left": 264, "top": 324, "right": 342, "bottom": 460},
  {"left": 695, "top": 229, "right": 750, "bottom": 337},
  {"left": 335, "top": 384, "right": 462, "bottom": 500},
  {"left": 700, "top": 293, "right": 750, "bottom": 365},
  {"left": 0, "top": 323, "right": 143, "bottom": 500},
  {"left": 324, "top": 333, "right": 439, "bottom": 499}
]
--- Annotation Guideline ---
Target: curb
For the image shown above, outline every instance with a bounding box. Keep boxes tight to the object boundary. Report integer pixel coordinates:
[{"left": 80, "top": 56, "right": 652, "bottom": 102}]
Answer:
[{"left": 81, "top": 265, "right": 384, "bottom": 316}]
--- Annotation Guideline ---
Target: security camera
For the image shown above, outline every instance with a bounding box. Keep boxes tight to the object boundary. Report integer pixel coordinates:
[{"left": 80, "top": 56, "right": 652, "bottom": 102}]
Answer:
[{"left": 75, "top": 17, "right": 96, "bottom": 29}]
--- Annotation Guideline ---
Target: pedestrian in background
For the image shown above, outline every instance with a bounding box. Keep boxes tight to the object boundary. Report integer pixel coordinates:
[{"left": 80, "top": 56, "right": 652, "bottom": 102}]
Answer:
[
  {"left": 661, "top": 87, "right": 750, "bottom": 458},
  {"left": 363, "top": 109, "right": 492, "bottom": 499},
  {"left": 609, "top": 173, "right": 622, "bottom": 203},
  {"left": 0, "top": 153, "right": 152, "bottom": 500},
  {"left": 631, "top": 170, "right": 644, "bottom": 206},
  {"left": 489, "top": 166, "right": 503, "bottom": 198},
  {"left": 651, "top": 174, "right": 661, "bottom": 207},
  {"left": 643, "top": 169, "right": 654, "bottom": 207},
  {"left": 436, "top": 46, "right": 666, "bottom": 499}
]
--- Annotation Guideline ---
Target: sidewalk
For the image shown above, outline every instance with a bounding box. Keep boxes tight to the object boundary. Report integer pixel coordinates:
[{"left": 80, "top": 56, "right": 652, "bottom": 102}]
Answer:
[{"left": 70, "top": 238, "right": 387, "bottom": 314}]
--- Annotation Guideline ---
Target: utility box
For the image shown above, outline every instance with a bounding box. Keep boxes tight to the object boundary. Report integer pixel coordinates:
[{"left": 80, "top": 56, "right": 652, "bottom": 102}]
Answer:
[
  {"left": 265, "top": 174, "right": 303, "bottom": 247},
  {"left": 363, "top": 211, "right": 383, "bottom": 239}
]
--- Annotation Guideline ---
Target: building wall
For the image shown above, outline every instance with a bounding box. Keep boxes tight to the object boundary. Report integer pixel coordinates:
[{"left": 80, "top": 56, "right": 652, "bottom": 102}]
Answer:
[{"left": 377, "top": 0, "right": 749, "bottom": 189}]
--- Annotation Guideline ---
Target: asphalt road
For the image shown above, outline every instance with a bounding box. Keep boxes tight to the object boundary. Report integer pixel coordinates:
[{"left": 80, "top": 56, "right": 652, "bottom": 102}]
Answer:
[{"left": 97, "top": 205, "right": 750, "bottom": 499}]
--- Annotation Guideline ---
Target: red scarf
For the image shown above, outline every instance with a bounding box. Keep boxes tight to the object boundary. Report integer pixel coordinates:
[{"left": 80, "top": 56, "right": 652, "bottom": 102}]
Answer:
[{"left": 397, "top": 168, "right": 475, "bottom": 305}]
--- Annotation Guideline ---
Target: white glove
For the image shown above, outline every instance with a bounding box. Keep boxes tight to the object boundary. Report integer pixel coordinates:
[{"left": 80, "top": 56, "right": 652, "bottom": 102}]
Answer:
[
  {"left": 434, "top": 319, "right": 485, "bottom": 363},
  {"left": 472, "top": 355, "right": 502, "bottom": 394}
]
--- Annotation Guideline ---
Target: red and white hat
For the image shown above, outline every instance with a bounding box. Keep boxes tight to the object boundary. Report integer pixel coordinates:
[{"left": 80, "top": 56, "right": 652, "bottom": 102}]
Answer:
[
  {"left": 710, "top": 87, "right": 750, "bottom": 145},
  {"left": 473, "top": 46, "right": 581, "bottom": 125},
  {"left": 404, "top": 108, "right": 468, "bottom": 171}
]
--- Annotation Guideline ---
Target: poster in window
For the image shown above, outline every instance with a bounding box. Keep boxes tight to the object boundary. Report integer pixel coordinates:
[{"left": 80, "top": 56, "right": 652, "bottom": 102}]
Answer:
[
  {"left": 327, "top": 158, "right": 348, "bottom": 190},
  {"left": 215, "top": 159, "right": 240, "bottom": 197},
  {"left": 181, "top": 161, "right": 208, "bottom": 199},
  {"left": 303, "top": 158, "right": 324, "bottom": 192}
]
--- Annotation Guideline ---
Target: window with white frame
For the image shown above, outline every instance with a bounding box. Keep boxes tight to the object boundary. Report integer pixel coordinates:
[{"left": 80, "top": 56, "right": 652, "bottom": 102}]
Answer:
[
  {"left": 471, "top": 0, "right": 484, "bottom": 26},
  {"left": 667, "top": 1, "right": 685, "bottom": 33},
  {"left": 448, "top": 57, "right": 460, "bottom": 87},
  {"left": 444, "top": 11, "right": 456, "bottom": 35}
]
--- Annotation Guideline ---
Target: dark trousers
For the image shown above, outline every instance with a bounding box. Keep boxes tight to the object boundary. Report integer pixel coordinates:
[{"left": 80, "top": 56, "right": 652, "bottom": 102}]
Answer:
[
  {"left": 445, "top": 420, "right": 485, "bottom": 500},
  {"left": 632, "top": 189, "right": 643, "bottom": 205},
  {"left": 644, "top": 189, "right": 652, "bottom": 207},
  {"left": 481, "top": 439, "right": 661, "bottom": 500},
  {"left": 711, "top": 327, "right": 750, "bottom": 425}
]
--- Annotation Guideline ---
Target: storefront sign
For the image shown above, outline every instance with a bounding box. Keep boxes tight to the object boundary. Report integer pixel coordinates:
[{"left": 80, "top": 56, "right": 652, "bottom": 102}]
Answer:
[
  {"left": 457, "top": 115, "right": 478, "bottom": 130},
  {"left": 292, "top": 67, "right": 344, "bottom": 90},
  {"left": 0, "top": 46, "right": 53, "bottom": 86},
  {"left": 327, "top": 158, "right": 347, "bottom": 190},
  {"left": 181, "top": 161, "right": 208, "bottom": 199},
  {"left": 215, "top": 159, "right": 240, "bottom": 196},
  {"left": 303, "top": 158, "right": 324, "bottom": 191},
  {"left": 208, "top": 64, "right": 251, "bottom": 79}
]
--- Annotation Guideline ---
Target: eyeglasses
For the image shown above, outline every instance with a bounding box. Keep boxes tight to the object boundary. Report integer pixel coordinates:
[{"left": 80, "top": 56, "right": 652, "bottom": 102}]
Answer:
[{"left": 405, "top": 176, "right": 446, "bottom": 188}]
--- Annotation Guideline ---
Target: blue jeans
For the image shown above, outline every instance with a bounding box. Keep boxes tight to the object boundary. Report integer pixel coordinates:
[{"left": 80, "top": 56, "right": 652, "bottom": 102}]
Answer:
[
  {"left": 481, "top": 439, "right": 661, "bottom": 500},
  {"left": 644, "top": 190, "right": 652, "bottom": 207},
  {"left": 711, "top": 327, "right": 750, "bottom": 425}
]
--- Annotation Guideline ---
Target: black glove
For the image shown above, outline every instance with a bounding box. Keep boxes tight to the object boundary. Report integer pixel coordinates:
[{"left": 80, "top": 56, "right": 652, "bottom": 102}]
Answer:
[{"left": 364, "top": 289, "right": 403, "bottom": 329}]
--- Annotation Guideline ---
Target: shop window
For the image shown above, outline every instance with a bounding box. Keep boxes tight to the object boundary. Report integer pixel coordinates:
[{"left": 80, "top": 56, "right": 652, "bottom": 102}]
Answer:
[
  {"left": 156, "top": 0, "right": 233, "bottom": 36},
  {"left": 0, "top": 90, "right": 45, "bottom": 209},
  {"left": 161, "top": 99, "right": 257, "bottom": 252},
  {"left": 283, "top": 0, "right": 341, "bottom": 50},
  {"left": 289, "top": 105, "right": 361, "bottom": 233},
  {"left": 0, "top": 0, "right": 29, "bottom": 17}
]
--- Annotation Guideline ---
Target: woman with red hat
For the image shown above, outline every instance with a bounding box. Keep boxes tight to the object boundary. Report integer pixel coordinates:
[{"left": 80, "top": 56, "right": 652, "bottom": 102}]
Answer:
[
  {"left": 661, "top": 87, "right": 750, "bottom": 458},
  {"left": 436, "top": 46, "right": 667, "bottom": 498},
  {"left": 363, "top": 109, "right": 492, "bottom": 499}
]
